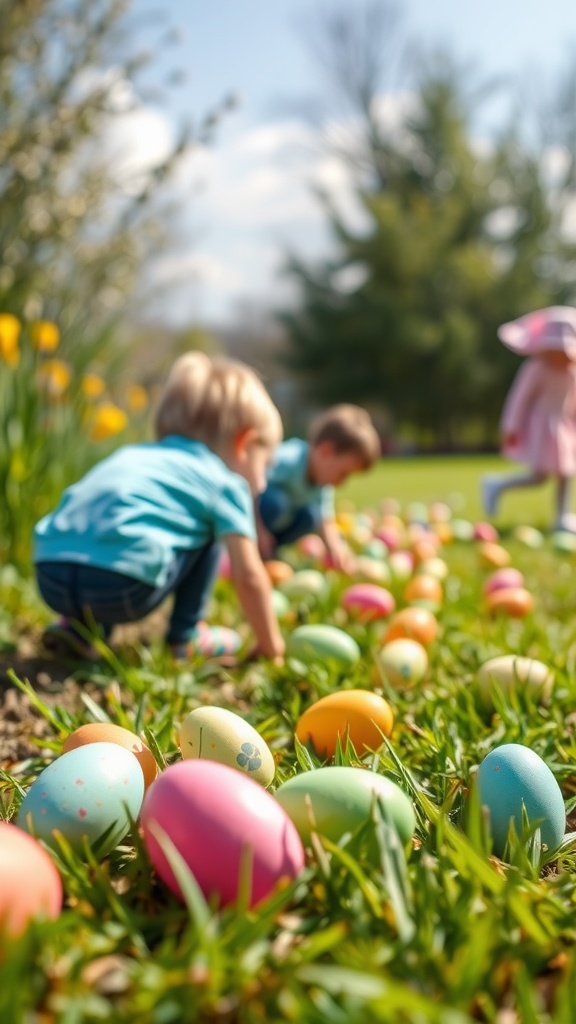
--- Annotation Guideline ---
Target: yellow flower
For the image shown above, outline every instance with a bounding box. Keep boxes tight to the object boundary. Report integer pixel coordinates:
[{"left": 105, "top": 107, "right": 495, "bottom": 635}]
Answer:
[
  {"left": 30, "top": 320, "right": 60, "bottom": 353},
  {"left": 126, "top": 383, "right": 148, "bottom": 413},
  {"left": 81, "top": 373, "right": 106, "bottom": 400},
  {"left": 37, "top": 358, "right": 72, "bottom": 397},
  {"left": 90, "top": 402, "right": 128, "bottom": 442},
  {"left": 0, "top": 313, "right": 21, "bottom": 366}
]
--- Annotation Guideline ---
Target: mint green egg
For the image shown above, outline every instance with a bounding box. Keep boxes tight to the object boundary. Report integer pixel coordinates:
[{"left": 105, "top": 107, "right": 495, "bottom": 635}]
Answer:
[
  {"left": 271, "top": 589, "right": 291, "bottom": 619},
  {"left": 275, "top": 766, "right": 416, "bottom": 855},
  {"left": 551, "top": 530, "right": 576, "bottom": 554},
  {"left": 280, "top": 570, "right": 329, "bottom": 603},
  {"left": 286, "top": 624, "right": 360, "bottom": 670}
]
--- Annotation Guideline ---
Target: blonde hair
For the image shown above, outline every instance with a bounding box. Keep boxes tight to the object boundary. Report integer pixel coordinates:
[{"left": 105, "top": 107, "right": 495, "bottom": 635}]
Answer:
[
  {"left": 155, "top": 352, "right": 283, "bottom": 457},
  {"left": 309, "top": 404, "right": 380, "bottom": 468}
]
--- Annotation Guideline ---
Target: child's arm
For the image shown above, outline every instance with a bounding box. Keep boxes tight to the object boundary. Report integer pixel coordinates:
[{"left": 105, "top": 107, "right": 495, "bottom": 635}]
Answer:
[
  {"left": 225, "top": 534, "right": 285, "bottom": 662},
  {"left": 319, "top": 518, "right": 357, "bottom": 575},
  {"left": 253, "top": 502, "right": 276, "bottom": 560}
]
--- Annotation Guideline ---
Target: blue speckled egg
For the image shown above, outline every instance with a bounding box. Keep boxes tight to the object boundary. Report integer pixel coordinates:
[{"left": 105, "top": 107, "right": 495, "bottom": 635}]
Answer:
[
  {"left": 476, "top": 743, "right": 565, "bottom": 857},
  {"left": 17, "top": 742, "right": 145, "bottom": 858}
]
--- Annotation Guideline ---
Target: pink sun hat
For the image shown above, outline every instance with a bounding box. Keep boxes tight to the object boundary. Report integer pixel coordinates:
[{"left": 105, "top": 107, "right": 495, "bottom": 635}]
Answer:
[{"left": 497, "top": 306, "right": 576, "bottom": 358}]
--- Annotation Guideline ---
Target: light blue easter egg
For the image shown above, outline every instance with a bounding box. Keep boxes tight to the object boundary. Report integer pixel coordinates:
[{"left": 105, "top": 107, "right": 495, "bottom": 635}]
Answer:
[
  {"left": 17, "top": 743, "right": 145, "bottom": 858},
  {"left": 476, "top": 743, "right": 565, "bottom": 857}
]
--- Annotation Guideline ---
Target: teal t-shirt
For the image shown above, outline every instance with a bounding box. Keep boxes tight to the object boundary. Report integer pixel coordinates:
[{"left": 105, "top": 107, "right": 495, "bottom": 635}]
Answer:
[
  {"left": 34, "top": 436, "right": 255, "bottom": 587},
  {"left": 265, "top": 438, "right": 335, "bottom": 527}
]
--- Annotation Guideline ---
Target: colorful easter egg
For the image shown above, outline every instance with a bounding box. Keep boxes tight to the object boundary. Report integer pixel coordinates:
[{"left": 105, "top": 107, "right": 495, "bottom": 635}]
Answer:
[
  {"left": 190, "top": 624, "right": 243, "bottom": 657},
  {"left": 286, "top": 624, "right": 360, "bottom": 670},
  {"left": 410, "top": 537, "right": 440, "bottom": 565},
  {"left": 416, "top": 557, "right": 449, "bottom": 581},
  {"left": 476, "top": 655, "right": 553, "bottom": 703},
  {"left": 404, "top": 574, "right": 443, "bottom": 606},
  {"left": 476, "top": 744, "right": 565, "bottom": 857},
  {"left": 341, "top": 583, "right": 395, "bottom": 621},
  {"left": 451, "top": 518, "right": 475, "bottom": 541},
  {"left": 551, "top": 530, "right": 576, "bottom": 554},
  {"left": 178, "top": 706, "right": 275, "bottom": 787},
  {"left": 384, "top": 607, "right": 439, "bottom": 647},
  {"left": 388, "top": 550, "right": 414, "bottom": 582},
  {"left": 485, "top": 587, "right": 534, "bottom": 617},
  {"left": 474, "top": 522, "right": 499, "bottom": 543},
  {"left": 280, "top": 569, "right": 328, "bottom": 602},
  {"left": 17, "top": 743, "right": 145, "bottom": 858},
  {"left": 513, "top": 525, "right": 544, "bottom": 548},
  {"left": 376, "top": 526, "right": 402, "bottom": 552},
  {"left": 141, "top": 760, "right": 304, "bottom": 908},
  {"left": 0, "top": 823, "right": 62, "bottom": 936},
  {"left": 478, "top": 542, "right": 511, "bottom": 568},
  {"left": 264, "top": 560, "right": 294, "bottom": 586},
  {"left": 482, "top": 567, "right": 525, "bottom": 596},
  {"left": 275, "top": 766, "right": 415, "bottom": 854},
  {"left": 297, "top": 534, "right": 327, "bottom": 561},
  {"left": 354, "top": 556, "right": 391, "bottom": 584},
  {"left": 362, "top": 538, "right": 388, "bottom": 561},
  {"left": 295, "top": 689, "right": 393, "bottom": 758},
  {"left": 63, "top": 722, "right": 158, "bottom": 790},
  {"left": 376, "top": 638, "right": 428, "bottom": 688}
]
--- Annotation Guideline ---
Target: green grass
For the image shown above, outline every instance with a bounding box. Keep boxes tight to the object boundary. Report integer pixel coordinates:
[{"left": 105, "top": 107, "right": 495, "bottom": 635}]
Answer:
[
  {"left": 340, "top": 454, "right": 574, "bottom": 531},
  {"left": 4, "top": 474, "right": 576, "bottom": 1020}
]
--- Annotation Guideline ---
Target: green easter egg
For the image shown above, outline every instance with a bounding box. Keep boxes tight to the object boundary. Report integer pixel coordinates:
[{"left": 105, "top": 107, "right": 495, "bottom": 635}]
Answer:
[
  {"left": 275, "top": 766, "right": 416, "bottom": 855},
  {"left": 271, "top": 589, "right": 291, "bottom": 619},
  {"left": 551, "top": 531, "right": 576, "bottom": 554},
  {"left": 280, "top": 569, "right": 329, "bottom": 603},
  {"left": 286, "top": 624, "right": 360, "bottom": 670}
]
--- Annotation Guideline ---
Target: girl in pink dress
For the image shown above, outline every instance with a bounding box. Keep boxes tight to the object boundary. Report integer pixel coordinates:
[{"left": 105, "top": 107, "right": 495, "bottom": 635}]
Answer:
[{"left": 481, "top": 306, "right": 576, "bottom": 530}]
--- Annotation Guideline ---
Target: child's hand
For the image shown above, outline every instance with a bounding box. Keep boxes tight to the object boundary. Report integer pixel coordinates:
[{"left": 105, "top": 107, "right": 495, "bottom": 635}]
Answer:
[{"left": 242, "top": 642, "right": 284, "bottom": 667}]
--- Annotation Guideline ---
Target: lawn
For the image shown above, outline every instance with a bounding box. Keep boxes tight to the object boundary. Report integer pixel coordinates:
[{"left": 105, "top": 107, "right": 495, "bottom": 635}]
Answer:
[{"left": 3, "top": 467, "right": 576, "bottom": 1021}]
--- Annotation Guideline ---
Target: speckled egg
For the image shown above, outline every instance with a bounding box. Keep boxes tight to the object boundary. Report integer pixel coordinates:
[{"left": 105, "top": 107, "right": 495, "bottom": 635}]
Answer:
[
  {"left": 17, "top": 743, "right": 145, "bottom": 858},
  {"left": 376, "top": 638, "right": 428, "bottom": 688},
  {"left": 178, "top": 706, "right": 275, "bottom": 787},
  {"left": 476, "top": 743, "right": 565, "bottom": 857},
  {"left": 286, "top": 624, "right": 360, "bottom": 671},
  {"left": 384, "top": 607, "right": 439, "bottom": 647},
  {"left": 141, "top": 760, "right": 304, "bottom": 908},
  {"left": 485, "top": 587, "right": 534, "bottom": 617},
  {"left": 295, "top": 689, "right": 393, "bottom": 758},
  {"left": 476, "top": 655, "right": 553, "bottom": 703},
  {"left": 63, "top": 722, "right": 158, "bottom": 790},
  {"left": 0, "top": 823, "right": 62, "bottom": 936},
  {"left": 280, "top": 569, "right": 328, "bottom": 603},
  {"left": 275, "top": 766, "right": 415, "bottom": 855},
  {"left": 341, "top": 583, "right": 395, "bottom": 621}
]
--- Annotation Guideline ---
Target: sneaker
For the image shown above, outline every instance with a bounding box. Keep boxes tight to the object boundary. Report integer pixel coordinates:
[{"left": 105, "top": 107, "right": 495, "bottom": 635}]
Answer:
[
  {"left": 41, "top": 618, "right": 100, "bottom": 661},
  {"left": 481, "top": 475, "right": 501, "bottom": 517},
  {"left": 170, "top": 623, "right": 243, "bottom": 663},
  {"left": 555, "top": 512, "right": 576, "bottom": 534}
]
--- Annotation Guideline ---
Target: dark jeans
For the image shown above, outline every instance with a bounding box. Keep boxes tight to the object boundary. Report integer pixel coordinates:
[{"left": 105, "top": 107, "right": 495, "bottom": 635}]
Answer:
[
  {"left": 35, "top": 542, "right": 221, "bottom": 644},
  {"left": 258, "top": 486, "right": 321, "bottom": 550}
]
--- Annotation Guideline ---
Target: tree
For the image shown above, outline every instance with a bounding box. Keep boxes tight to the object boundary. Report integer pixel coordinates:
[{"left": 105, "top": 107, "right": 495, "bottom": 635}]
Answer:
[{"left": 282, "top": 3, "right": 576, "bottom": 448}]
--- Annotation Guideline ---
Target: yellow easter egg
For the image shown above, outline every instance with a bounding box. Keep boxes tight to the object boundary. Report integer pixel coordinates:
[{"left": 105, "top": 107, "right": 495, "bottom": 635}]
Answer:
[
  {"left": 295, "top": 690, "right": 394, "bottom": 759},
  {"left": 178, "top": 707, "right": 275, "bottom": 787}
]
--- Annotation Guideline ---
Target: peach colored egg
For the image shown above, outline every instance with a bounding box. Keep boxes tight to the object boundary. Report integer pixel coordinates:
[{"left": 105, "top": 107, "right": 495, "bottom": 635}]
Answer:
[
  {"left": 478, "top": 542, "right": 511, "bottom": 568},
  {"left": 0, "top": 823, "right": 62, "bottom": 936},
  {"left": 297, "top": 534, "right": 327, "bottom": 561},
  {"left": 341, "top": 583, "right": 395, "bottom": 621},
  {"left": 486, "top": 587, "right": 534, "bottom": 617},
  {"left": 483, "top": 567, "right": 525, "bottom": 596},
  {"left": 431, "top": 522, "right": 453, "bottom": 544},
  {"left": 296, "top": 689, "right": 394, "bottom": 758},
  {"left": 264, "top": 560, "right": 294, "bottom": 586},
  {"left": 404, "top": 574, "right": 443, "bottom": 605},
  {"left": 384, "top": 607, "right": 439, "bottom": 647},
  {"left": 63, "top": 722, "right": 158, "bottom": 790},
  {"left": 141, "top": 760, "right": 304, "bottom": 909},
  {"left": 411, "top": 537, "right": 441, "bottom": 564}
]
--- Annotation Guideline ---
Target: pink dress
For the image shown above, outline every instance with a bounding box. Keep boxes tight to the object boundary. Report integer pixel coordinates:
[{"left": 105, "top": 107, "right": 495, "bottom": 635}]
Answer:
[{"left": 501, "top": 356, "right": 576, "bottom": 475}]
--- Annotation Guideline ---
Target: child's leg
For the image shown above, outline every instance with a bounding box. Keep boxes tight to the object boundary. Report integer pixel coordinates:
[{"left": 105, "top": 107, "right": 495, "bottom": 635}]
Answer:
[
  {"left": 554, "top": 475, "right": 572, "bottom": 527},
  {"left": 165, "top": 543, "right": 222, "bottom": 644},
  {"left": 481, "top": 470, "right": 548, "bottom": 516}
]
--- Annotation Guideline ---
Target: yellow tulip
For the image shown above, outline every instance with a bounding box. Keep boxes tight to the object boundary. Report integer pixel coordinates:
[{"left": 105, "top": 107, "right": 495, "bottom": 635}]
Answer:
[
  {"left": 0, "top": 313, "right": 21, "bottom": 366},
  {"left": 37, "top": 359, "right": 72, "bottom": 397},
  {"left": 90, "top": 402, "right": 128, "bottom": 442},
  {"left": 126, "top": 383, "right": 148, "bottom": 413},
  {"left": 81, "top": 373, "right": 106, "bottom": 400},
  {"left": 30, "top": 320, "right": 60, "bottom": 353}
]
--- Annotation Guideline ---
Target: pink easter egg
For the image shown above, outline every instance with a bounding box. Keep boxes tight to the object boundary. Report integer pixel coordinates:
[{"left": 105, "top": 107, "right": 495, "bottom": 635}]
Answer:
[
  {"left": 297, "top": 534, "right": 327, "bottom": 561},
  {"left": 376, "top": 527, "right": 401, "bottom": 551},
  {"left": 483, "top": 567, "right": 525, "bottom": 596},
  {"left": 341, "top": 583, "right": 395, "bottom": 621},
  {"left": 218, "top": 549, "right": 231, "bottom": 579},
  {"left": 474, "top": 522, "right": 499, "bottom": 543},
  {"left": 141, "top": 760, "right": 305, "bottom": 909}
]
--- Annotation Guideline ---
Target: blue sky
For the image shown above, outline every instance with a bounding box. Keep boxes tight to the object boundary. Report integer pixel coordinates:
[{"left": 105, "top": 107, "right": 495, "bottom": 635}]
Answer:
[{"left": 127, "top": 0, "right": 576, "bottom": 325}]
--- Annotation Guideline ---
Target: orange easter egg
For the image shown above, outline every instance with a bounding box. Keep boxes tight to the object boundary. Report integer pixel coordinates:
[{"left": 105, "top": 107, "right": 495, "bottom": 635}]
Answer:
[
  {"left": 478, "top": 542, "right": 511, "bottom": 568},
  {"left": 404, "top": 574, "right": 443, "bottom": 605},
  {"left": 296, "top": 690, "right": 394, "bottom": 759},
  {"left": 62, "top": 722, "right": 158, "bottom": 790},
  {"left": 411, "top": 537, "right": 440, "bottom": 564},
  {"left": 384, "top": 606, "right": 439, "bottom": 647},
  {"left": 485, "top": 587, "right": 534, "bottom": 618},
  {"left": 264, "top": 560, "right": 294, "bottom": 586}
]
